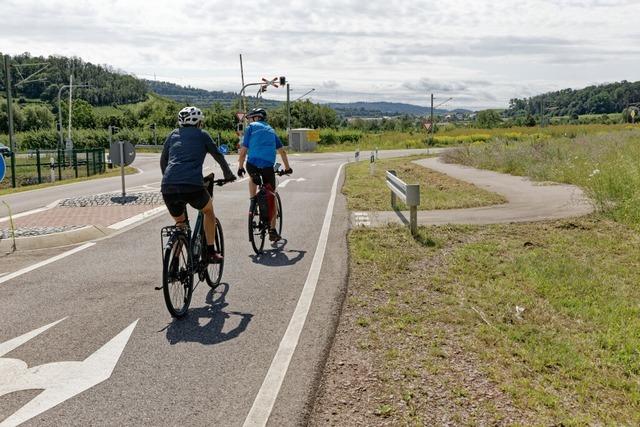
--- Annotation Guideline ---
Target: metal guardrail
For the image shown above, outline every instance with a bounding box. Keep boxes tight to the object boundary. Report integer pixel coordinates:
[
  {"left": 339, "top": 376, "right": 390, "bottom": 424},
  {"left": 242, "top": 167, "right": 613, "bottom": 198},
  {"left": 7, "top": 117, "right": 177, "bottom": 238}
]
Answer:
[{"left": 386, "top": 169, "right": 420, "bottom": 235}]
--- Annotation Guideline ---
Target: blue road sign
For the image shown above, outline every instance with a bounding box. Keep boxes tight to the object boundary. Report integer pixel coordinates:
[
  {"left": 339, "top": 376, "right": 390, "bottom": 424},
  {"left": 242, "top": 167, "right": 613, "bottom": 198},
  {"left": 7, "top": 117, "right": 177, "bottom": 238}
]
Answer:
[
  {"left": 219, "top": 144, "right": 228, "bottom": 155},
  {"left": 0, "top": 154, "right": 5, "bottom": 183}
]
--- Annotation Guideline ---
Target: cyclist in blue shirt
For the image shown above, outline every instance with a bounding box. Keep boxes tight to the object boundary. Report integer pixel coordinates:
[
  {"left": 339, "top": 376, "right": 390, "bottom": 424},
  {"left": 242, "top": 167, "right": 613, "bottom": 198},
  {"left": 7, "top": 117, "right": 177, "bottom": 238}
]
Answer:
[
  {"left": 237, "top": 108, "right": 292, "bottom": 242},
  {"left": 161, "top": 106, "right": 236, "bottom": 262}
]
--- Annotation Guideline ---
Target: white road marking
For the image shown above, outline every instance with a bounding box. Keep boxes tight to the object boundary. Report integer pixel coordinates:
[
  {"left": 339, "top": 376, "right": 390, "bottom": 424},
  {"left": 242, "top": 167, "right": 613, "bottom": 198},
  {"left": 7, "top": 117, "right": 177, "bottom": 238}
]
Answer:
[
  {"left": 108, "top": 205, "right": 168, "bottom": 230},
  {"left": 0, "top": 242, "right": 95, "bottom": 285},
  {"left": 0, "top": 199, "right": 61, "bottom": 224},
  {"left": 243, "top": 162, "right": 345, "bottom": 427},
  {"left": 0, "top": 318, "right": 138, "bottom": 427},
  {"left": 278, "top": 178, "right": 306, "bottom": 188}
]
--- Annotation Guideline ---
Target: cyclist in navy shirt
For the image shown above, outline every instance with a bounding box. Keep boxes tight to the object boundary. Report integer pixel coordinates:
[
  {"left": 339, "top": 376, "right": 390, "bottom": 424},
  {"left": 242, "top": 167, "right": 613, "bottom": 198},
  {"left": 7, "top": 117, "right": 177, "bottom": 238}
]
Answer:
[
  {"left": 161, "top": 106, "right": 235, "bottom": 262},
  {"left": 237, "top": 108, "right": 292, "bottom": 242}
]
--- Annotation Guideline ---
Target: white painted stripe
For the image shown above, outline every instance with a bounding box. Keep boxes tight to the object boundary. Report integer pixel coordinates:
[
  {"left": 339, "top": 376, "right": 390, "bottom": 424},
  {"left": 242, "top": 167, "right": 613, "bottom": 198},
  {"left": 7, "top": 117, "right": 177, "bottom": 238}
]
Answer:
[
  {"left": 108, "top": 205, "right": 167, "bottom": 230},
  {"left": 0, "top": 242, "right": 95, "bottom": 285},
  {"left": 0, "top": 198, "right": 61, "bottom": 223},
  {"left": 278, "top": 179, "right": 292, "bottom": 188},
  {"left": 243, "top": 162, "right": 345, "bottom": 427}
]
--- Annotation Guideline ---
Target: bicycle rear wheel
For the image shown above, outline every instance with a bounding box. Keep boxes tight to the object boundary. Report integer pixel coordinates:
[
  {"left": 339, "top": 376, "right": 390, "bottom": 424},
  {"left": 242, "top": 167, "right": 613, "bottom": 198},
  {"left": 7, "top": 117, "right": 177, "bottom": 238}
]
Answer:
[
  {"left": 204, "top": 219, "right": 224, "bottom": 288},
  {"left": 162, "top": 232, "right": 193, "bottom": 318},
  {"left": 248, "top": 197, "right": 266, "bottom": 254}
]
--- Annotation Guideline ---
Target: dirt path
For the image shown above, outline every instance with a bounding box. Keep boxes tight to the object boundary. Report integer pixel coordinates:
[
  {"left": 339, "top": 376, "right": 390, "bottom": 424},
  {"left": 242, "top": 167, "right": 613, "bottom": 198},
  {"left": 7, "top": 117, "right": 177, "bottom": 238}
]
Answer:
[{"left": 354, "top": 157, "right": 593, "bottom": 226}]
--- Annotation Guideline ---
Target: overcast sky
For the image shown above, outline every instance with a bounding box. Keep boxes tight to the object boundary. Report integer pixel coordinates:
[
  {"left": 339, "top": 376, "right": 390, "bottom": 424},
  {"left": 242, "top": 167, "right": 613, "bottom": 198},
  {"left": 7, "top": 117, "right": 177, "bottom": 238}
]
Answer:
[{"left": 2, "top": 0, "right": 639, "bottom": 109}]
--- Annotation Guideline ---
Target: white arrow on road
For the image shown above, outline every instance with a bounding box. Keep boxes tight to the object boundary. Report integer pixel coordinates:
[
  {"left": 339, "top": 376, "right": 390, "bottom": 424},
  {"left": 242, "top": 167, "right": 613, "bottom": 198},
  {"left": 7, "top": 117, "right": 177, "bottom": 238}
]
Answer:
[
  {"left": 0, "top": 318, "right": 138, "bottom": 427},
  {"left": 278, "top": 178, "right": 306, "bottom": 188}
]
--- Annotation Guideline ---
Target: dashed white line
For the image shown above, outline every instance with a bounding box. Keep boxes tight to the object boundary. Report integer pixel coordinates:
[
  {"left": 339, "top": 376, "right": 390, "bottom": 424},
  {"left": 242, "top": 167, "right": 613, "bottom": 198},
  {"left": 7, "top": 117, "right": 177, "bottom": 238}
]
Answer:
[{"left": 243, "top": 162, "right": 345, "bottom": 427}]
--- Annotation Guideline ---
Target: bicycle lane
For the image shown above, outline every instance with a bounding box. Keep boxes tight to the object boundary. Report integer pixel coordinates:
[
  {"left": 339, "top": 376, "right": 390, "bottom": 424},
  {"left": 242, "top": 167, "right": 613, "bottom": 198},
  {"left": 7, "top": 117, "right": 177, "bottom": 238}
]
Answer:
[{"left": 0, "top": 157, "right": 348, "bottom": 426}]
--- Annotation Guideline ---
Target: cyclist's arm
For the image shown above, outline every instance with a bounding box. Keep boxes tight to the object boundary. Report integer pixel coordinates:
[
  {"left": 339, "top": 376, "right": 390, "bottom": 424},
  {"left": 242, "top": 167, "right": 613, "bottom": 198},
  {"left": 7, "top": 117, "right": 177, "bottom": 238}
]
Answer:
[
  {"left": 160, "top": 134, "right": 171, "bottom": 174},
  {"left": 277, "top": 147, "right": 291, "bottom": 170},
  {"left": 204, "top": 133, "right": 235, "bottom": 180},
  {"left": 238, "top": 146, "right": 248, "bottom": 169},
  {"left": 275, "top": 135, "right": 291, "bottom": 170}
]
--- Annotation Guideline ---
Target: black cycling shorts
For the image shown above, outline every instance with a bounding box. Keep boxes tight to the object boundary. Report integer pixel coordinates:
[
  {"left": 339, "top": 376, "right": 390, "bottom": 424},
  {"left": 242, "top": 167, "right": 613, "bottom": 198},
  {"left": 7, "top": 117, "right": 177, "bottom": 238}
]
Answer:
[
  {"left": 246, "top": 162, "right": 276, "bottom": 190},
  {"left": 162, "top": 188, "right": 210, "bottom": 217}
]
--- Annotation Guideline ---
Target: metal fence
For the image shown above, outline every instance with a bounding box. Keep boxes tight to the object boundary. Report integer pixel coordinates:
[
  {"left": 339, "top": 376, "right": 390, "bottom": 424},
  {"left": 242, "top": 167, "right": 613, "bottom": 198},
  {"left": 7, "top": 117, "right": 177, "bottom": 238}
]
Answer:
[{"left": 1, "top": 148, "right": 106, "bottom": 189}]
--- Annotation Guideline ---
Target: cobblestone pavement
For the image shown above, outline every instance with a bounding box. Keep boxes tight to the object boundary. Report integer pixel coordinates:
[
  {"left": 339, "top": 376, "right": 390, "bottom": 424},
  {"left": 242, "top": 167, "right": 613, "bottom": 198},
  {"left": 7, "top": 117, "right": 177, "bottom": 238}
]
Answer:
[
  {"left": 0, "top": 225, "right": 84, "bottom": 239},
  {"left": 4, "top": 191, "right": 164, "bottom": 237},
  {"left": 60, "top": 191, "right": 162, "bottom": 207}
]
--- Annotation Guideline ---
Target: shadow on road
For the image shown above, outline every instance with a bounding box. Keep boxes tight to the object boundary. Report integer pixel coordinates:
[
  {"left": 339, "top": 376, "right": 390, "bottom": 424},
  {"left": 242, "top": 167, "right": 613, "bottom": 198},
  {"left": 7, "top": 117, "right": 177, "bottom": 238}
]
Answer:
[
  {"left": 249, "top": 240, "right": 306, "bottom": 267},
  {"left": 164, "top": 282, "right": 253, "bottom": 345}
]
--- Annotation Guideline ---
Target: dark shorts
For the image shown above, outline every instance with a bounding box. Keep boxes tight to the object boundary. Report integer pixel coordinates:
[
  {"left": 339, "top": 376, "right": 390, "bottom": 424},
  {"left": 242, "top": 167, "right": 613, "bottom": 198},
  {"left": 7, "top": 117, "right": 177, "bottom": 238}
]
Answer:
[
  {"left": 162, "top": 188, "right": 210, "bottom": 217},
  {"left": 246, "top": 162, "right": 276, "bottom": 190}
]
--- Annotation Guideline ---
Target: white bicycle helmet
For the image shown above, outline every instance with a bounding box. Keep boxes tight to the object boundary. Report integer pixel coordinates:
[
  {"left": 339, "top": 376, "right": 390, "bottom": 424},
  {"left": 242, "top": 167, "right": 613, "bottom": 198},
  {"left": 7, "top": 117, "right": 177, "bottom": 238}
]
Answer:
[{"left": 178, "top": 106, "right": 204, "bottom": 127}]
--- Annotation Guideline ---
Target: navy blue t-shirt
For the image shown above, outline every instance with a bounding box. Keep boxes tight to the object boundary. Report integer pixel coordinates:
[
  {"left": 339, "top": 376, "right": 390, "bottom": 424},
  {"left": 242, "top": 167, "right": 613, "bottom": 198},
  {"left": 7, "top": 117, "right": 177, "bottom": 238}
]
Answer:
[{"left": 160, "top": 127, "right": 233, "bottom": 193}]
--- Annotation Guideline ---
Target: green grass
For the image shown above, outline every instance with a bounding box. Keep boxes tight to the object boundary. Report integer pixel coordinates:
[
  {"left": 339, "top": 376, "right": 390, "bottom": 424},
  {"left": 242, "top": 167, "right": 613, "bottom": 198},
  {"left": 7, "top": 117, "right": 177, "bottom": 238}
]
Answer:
[
  {"left": 335, "top": 219, "right": 640, "bottom": 424},
  {"left": 343, "top": 155, "right": 505, "bottom": 211},
  {"left": 442, "top": 128, "right": 640, "bottom": 228}
]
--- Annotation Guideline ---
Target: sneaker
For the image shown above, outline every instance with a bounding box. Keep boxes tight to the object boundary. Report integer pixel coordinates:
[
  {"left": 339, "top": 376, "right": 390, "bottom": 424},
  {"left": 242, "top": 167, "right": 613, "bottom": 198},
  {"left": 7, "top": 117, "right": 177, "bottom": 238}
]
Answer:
[
  {"left": 269, "top": 228, "right": 281, "bottom": 242},
  {"left": 208, "top": 251, "right": 224, "bottom": 264}
]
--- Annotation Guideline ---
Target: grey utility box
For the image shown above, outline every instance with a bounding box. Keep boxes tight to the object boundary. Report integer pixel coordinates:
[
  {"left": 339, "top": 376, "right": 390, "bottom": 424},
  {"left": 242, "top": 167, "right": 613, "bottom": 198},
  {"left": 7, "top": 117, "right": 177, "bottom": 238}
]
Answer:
[{"left": 288, "top": 128, "right": 319, "bottom": 152}]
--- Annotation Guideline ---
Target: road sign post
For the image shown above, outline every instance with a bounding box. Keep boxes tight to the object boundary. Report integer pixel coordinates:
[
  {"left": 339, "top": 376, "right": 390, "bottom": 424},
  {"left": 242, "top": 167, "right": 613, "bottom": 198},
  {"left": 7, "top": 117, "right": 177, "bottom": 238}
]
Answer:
[{"left": 109, "top": 140, "right": 136, "bottom": 199}]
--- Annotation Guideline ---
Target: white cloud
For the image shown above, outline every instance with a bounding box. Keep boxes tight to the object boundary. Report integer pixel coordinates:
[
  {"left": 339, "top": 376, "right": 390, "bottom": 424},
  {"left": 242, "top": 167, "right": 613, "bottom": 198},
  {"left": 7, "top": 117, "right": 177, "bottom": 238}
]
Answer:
[{"left": 1, "top": 0, "right": 639, "bottom": 109}]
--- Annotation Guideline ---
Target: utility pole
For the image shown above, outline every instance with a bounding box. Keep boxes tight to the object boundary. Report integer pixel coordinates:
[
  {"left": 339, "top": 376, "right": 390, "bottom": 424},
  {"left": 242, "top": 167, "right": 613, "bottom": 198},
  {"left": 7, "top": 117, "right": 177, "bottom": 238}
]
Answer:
[
  {"left": 239, "top": 54, "right": 246, "bottom": 112},
  {"left": 4, "top": 55, "right": 15, "bottom": 153},
  {"left": 430, "top": 93, "right": 434, "bottom": 141},
  {"left": 286, "top": 83, "right": 291, "bottom": 138}
]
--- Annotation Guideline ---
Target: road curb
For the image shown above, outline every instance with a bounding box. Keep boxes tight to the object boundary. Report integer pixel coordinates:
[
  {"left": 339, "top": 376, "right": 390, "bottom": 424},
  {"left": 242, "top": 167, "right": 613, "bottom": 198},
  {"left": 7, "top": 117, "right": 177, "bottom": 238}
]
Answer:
[{"left": 0, "top": 225, "right": 112, "bottom": 252}]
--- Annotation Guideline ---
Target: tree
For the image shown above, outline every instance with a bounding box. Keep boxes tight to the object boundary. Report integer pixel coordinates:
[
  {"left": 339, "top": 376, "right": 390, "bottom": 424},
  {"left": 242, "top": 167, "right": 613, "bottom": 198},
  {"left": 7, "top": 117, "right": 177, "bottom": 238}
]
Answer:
[
  {"left": 476, "top": 110, "right": 502, "bottom": 128},
  {"left": 22, "top": 104, "right": 55, "bottom": 131}
]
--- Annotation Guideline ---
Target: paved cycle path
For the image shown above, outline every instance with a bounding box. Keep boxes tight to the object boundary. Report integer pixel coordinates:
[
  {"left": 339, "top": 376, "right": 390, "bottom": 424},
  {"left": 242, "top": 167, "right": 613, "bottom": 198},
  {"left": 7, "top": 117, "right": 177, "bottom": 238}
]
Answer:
[{"left": 358, "top": 157, "right": 594, "bottom": 226}]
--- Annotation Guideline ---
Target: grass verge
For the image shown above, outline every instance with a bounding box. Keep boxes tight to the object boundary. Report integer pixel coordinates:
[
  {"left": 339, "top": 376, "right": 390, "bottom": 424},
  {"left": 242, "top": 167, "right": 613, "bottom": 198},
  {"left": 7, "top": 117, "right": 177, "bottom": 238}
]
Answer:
[
  {"left": 0, "top": 166, "right": 138, "bottom": 196},
  {"left": 312, "top": 218, "right": 640, "bottom": 425},
  {"left": 343, "top": 155, "right": 505, "bottom": 211}
]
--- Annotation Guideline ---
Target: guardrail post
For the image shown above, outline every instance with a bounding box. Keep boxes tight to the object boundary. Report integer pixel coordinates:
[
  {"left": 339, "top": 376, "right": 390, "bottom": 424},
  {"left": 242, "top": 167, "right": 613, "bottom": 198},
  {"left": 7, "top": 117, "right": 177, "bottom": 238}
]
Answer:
[
  {"left": 86, "top": 148, "right": 90, "bottom": 177},
  {"left": 57, "top": 148, "right": 62, "bottom": 181},
  {"left": 388, "top": 169, "right": 397, "bottom": 209},
  {"left": 73, "top": 149, "right": 78, "bottom": 178},
  {"left": 406, "top": 184, "right": 420, "bottom": 236}
]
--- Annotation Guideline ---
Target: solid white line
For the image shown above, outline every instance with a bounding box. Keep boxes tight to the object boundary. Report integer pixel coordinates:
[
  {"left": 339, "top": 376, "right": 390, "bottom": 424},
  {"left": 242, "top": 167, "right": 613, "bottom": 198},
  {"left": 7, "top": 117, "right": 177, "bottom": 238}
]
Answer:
[
  {"left": 0, "top": 199, "right": 61, "bottom": 224},
  {"left": 0, "top": 242, "right": 95, "bottom": 285},
  {"left": 108, "top": 205, "right": 167, "bottom": 230},
  {"left": 243, "top": 162, "right": 345, "bottom": 427}
]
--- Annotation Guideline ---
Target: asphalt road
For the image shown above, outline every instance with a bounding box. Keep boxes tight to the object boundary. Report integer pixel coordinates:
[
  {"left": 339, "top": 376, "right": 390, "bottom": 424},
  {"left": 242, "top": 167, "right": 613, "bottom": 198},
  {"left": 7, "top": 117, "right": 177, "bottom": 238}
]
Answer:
[
  {"left": 0, "top": 147, "right": 449, "bottom": 426},
  {"left": 1, "top": 148, "right": 444, "bottom": 216}
]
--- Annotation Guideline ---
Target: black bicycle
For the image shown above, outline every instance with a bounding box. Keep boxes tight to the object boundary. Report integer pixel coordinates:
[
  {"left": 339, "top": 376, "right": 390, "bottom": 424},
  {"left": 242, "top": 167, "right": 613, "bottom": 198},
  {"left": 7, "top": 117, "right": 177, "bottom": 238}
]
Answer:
[
  {"left": 159, "top": 174, "right": 228, "bottom": 318},
  {"left": 248, "top": 164, "right": 290, "bottom": 254}
]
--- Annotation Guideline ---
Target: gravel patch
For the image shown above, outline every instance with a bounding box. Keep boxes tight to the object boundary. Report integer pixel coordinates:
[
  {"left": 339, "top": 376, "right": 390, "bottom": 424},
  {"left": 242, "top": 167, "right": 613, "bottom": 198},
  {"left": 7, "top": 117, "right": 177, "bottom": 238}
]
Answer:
[
  {"left": 59, "top": 192, "right": 162, "bottom": 207},
  {"left": 1, "top": 225, "right": 85, "bottom": 238}
]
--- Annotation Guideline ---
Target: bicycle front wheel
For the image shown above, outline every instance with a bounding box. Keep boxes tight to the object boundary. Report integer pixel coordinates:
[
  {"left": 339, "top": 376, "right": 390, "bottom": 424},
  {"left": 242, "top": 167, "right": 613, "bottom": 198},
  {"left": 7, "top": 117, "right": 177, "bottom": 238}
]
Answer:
[
  {"left": 248, "top": 197, "right": 265, "bottom": 254},
  {"left": 205, "top": 219, "right": 224, "bottom": 288},
  {"left": 274, "top": 192, "right": 283, "bottom": 237},
  {"left": 162, "top": 232, "right": 193, "bottom": 318}
]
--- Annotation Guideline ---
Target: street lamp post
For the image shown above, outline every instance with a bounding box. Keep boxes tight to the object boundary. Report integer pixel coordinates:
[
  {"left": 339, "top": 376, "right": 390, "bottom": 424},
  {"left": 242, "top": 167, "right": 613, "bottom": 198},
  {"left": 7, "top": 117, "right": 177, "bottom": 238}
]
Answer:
[{"left": 57, "top": 83, "right": 90, "bottom": 150}]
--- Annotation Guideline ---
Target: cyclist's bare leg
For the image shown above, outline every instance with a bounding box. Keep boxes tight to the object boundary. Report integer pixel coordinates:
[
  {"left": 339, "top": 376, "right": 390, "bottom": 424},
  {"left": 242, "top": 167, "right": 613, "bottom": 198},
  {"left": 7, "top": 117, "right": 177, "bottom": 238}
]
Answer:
[
  {"left": 201, "top": 199, "right": 217, "bottom": 246},
  {"left": 171, "top": 213, "right": 187, "bottom": 228},
  {"left": 248, "top": 179, "right": 258, "bottom": 198}
]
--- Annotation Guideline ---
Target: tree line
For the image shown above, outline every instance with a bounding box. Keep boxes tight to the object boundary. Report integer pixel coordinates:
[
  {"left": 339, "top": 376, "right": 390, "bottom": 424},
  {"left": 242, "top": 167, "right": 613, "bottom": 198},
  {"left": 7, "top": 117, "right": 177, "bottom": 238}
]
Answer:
[
  {"left": 1, "top": 52, "right": 148, "bottom": 106},
  {"left": 506, "top": 80, "right": 640, "bottom": 119}
]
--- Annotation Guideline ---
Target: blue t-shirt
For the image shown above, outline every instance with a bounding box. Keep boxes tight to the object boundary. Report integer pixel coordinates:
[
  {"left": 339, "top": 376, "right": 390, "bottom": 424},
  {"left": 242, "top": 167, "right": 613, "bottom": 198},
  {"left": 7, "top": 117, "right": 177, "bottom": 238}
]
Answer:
[{"left": 242, "top": 121, "right": 283, "bottom": 168}]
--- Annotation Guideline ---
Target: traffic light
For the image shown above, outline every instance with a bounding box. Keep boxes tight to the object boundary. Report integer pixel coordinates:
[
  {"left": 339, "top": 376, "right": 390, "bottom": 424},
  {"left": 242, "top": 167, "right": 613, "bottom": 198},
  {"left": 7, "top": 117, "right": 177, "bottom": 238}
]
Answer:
[{"left": 279, "top": 76, "right": 286, "bottom": 86}]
